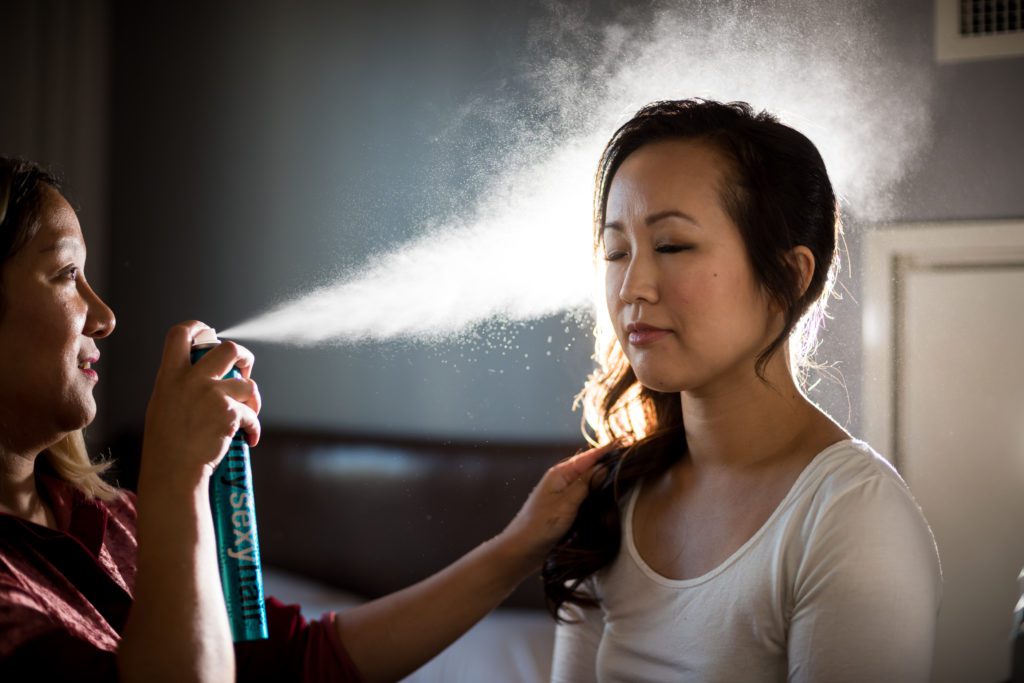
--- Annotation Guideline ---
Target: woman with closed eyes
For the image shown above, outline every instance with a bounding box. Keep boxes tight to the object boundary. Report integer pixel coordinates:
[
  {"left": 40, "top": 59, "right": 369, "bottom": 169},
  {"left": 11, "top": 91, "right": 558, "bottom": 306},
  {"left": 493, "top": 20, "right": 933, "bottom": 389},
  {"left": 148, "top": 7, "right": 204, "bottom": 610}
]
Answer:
[{"left": 544, "top": 99, "right": 942, "bottom": 682}]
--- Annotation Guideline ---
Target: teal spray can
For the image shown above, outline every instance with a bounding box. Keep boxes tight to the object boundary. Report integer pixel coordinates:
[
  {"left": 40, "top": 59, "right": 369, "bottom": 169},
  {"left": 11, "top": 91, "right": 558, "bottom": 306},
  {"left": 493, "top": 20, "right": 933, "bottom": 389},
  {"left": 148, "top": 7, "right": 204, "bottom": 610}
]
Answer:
[{"left": 190, "top": 328, "right": 268, "bottom": 641}]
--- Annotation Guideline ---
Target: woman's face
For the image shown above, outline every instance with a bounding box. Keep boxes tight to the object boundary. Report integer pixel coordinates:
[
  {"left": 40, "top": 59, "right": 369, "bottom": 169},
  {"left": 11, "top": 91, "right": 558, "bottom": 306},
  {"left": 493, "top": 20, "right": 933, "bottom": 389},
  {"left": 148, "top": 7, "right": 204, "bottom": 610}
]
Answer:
[
  {"left": 602, "top": 139, "right": 779, "bottom": 396},
  {"left": 0, "top": 186, "right": 115, "bottom": 449}
]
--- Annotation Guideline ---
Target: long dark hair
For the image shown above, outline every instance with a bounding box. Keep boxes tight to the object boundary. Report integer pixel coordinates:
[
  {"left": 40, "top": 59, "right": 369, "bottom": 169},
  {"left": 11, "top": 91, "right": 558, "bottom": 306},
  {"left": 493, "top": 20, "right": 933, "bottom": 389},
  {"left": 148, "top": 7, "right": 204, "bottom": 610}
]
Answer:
[{"left": 542, "top": 99, "right": 842, "bottom": 618}]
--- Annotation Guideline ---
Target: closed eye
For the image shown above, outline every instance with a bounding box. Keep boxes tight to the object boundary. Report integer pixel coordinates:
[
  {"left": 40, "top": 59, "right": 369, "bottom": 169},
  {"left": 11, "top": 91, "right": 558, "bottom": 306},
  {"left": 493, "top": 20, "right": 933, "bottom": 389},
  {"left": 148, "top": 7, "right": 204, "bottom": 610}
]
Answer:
[
  {"left": 655, "top": 244, "right": 694, "bottom": 254},
  {"left": 603, "top": 251, "right": 627, "bottom": 262}
]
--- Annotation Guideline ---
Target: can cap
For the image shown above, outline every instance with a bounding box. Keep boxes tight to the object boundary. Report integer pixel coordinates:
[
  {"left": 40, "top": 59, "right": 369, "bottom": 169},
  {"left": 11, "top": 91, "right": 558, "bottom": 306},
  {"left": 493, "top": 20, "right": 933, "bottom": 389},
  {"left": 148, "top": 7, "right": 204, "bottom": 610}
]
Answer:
[{"left": 193, "top": 327, "right": 220, "bottom": 347}]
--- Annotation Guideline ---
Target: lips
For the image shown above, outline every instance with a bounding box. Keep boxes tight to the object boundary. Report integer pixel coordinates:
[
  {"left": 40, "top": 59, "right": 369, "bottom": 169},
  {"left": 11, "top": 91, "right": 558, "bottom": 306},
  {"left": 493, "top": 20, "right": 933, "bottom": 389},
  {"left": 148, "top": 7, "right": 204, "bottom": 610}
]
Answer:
[
  {"left": 625, "top": 322, "right": 671, "bottom": 346},
  {"left": 78, "top": 355, "right": 99, "bottom": 380}
]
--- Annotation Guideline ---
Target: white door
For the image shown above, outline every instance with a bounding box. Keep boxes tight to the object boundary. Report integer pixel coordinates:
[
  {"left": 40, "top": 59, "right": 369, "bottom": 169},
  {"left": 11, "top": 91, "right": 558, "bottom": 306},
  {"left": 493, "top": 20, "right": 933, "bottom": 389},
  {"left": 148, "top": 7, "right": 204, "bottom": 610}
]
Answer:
[{"left": 864, "top": 222, "right": 1024, "bottom": 682}]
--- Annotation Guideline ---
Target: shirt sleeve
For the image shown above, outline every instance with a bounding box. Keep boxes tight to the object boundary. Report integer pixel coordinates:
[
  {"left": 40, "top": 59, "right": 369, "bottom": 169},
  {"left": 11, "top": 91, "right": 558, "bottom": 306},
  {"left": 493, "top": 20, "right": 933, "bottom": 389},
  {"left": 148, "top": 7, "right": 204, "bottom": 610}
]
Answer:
[
  {"left": 788, "top": 474, "right": 942, "bottom": 683},
  {"left": 235, "top": 596, "right": 363, "bottom": 683},
  {"left": 550, "top": 588, "right": 604, "bottom": 683}
]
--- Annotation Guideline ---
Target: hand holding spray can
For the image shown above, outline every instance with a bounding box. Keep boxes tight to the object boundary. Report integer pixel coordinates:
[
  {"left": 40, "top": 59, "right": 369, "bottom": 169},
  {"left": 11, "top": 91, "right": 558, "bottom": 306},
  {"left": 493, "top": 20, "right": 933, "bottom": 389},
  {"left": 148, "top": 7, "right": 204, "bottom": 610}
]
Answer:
[{"left": 190, "top": 328, "right": 268, "bottom": 641}]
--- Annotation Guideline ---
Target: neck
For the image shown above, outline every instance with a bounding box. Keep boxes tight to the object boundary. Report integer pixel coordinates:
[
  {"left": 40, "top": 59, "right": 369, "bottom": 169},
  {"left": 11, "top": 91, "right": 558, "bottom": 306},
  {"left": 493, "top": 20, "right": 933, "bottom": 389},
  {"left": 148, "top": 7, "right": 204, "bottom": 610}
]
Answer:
[
  {"left": 680, "top": 354, "right": 818, "bottom": 472},
  {"left": 0, "top": 448, "right": 55, "bottom": 528}
]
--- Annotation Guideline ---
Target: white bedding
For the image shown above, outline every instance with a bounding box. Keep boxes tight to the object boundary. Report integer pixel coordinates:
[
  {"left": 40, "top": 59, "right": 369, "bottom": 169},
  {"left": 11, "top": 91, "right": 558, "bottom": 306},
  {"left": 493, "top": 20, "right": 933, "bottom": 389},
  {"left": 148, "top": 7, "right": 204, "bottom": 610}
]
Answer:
[{"left": 262, "top": 566, "right": 555, "bottom": 682}]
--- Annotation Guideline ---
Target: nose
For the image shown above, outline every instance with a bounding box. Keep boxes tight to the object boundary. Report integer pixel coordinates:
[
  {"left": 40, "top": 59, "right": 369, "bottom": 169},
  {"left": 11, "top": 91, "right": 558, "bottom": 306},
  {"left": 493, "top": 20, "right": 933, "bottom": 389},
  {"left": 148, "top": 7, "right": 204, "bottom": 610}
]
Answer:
[
  {"left": 618, "top": 252, "right": 659, "bottom": 305},
  {"left": 82, "top": 280, "right": 116, "bottom": 339}
]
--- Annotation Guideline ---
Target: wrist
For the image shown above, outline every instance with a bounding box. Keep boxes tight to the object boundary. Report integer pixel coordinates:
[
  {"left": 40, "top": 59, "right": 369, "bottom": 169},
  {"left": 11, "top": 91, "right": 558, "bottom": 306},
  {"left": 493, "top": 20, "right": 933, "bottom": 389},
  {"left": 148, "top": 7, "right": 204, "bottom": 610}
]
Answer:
[
  {"left": 138, "top": 434, "right": 213, "bottom": 489},
  {"left": 487, "top": 529, "right": 546, "bottom": 585},
  {"left": 136, "top": 454, "right": 212, "bottom": 508}
]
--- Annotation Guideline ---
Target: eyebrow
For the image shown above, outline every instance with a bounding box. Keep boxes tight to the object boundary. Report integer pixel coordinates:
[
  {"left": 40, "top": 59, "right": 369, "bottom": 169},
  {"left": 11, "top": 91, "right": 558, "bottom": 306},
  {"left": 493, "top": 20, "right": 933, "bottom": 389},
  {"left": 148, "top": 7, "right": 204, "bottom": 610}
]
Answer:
[
  {"left": 601, "top": 210, "right": 702, "bottom": 233},
  {"left": 38, "top": 237, "right": 82, "bottom": 254}
]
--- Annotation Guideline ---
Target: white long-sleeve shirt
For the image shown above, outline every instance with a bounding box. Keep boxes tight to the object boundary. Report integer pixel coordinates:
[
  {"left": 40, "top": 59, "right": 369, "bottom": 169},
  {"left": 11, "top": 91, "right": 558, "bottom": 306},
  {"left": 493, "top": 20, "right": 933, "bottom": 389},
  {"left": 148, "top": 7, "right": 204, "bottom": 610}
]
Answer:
[{"left": 551, "top": 439, "right": 942, "bottom": 683}]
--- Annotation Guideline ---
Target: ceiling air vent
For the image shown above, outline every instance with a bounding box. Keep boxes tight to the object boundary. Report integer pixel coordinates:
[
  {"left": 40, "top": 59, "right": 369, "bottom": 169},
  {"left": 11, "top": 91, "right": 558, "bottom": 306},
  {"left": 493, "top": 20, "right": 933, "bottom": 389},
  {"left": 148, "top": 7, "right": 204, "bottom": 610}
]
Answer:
[{"left": 936, "top": 0, "right": 1024, "bottom": 62}]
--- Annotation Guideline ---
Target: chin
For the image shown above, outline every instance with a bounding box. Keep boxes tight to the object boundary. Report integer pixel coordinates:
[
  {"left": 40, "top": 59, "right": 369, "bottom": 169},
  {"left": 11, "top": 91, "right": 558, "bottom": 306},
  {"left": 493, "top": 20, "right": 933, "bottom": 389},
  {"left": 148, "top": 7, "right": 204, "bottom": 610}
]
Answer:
[
  {"left": 631, "top": 368, "right": 689, "bottom": 394},
  {"left": 637, "top": 363, "right": 740, "bottom": 395},
  {"left": 57, "top": 402, "right": 97, "bottom": 433}
]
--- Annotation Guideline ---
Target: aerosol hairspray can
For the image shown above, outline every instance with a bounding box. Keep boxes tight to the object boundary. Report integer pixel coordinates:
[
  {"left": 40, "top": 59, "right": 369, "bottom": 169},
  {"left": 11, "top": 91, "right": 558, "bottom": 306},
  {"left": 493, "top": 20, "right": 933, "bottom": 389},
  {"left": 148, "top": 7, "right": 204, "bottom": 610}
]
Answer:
[{"left": 191, "top": 328, "right": 268, "bottom": 641}]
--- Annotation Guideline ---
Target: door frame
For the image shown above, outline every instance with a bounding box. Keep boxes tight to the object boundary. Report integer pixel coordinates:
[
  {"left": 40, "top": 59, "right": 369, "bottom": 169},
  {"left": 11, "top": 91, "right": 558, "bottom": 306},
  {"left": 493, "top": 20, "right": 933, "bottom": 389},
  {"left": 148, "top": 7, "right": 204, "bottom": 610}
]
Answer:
[{"left": 862, "top": 220, "right": 1024, "bottom": 471}]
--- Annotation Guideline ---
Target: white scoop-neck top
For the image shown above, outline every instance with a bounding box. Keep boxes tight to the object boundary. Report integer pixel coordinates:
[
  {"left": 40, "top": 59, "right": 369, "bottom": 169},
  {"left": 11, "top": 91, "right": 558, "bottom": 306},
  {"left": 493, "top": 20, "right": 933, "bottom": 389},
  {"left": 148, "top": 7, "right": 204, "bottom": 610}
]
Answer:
[{"left": 551, "top": 439, "right": 942, "bottom": 683}]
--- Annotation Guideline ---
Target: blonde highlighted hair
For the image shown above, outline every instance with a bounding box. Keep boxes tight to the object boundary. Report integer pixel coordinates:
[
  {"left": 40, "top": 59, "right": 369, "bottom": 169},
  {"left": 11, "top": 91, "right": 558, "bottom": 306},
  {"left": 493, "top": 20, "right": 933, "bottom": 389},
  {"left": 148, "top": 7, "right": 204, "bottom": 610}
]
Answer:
[{"left": 45, "top": 430, "right": 119, "bottom": 501}]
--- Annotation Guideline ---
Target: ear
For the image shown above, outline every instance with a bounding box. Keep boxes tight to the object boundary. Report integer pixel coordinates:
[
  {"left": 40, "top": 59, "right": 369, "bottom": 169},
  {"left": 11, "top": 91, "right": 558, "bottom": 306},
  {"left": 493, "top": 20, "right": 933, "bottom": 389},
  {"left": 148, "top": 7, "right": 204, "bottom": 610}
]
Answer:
[{"left": 788, "top": 246, "right": 816, "bottom": 298}]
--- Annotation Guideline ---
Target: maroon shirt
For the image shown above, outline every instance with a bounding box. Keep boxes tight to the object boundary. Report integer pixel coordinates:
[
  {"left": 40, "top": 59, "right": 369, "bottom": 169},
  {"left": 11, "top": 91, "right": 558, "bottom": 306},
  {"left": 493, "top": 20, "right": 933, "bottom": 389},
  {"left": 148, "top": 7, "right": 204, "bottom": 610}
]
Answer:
[{"left": 0, "top": 463, "right": 361, "bottom": 682}]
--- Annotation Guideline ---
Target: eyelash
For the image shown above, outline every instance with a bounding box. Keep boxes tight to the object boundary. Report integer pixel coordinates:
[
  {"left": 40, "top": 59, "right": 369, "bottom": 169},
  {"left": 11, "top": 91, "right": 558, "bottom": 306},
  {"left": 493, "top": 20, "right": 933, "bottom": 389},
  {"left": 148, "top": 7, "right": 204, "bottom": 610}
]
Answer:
[
  {"left": 603, "top": 244, "right": 694, "bottom": 261},
  {"left": 60, "top": 266, "right": 79, "bottom": 281}
]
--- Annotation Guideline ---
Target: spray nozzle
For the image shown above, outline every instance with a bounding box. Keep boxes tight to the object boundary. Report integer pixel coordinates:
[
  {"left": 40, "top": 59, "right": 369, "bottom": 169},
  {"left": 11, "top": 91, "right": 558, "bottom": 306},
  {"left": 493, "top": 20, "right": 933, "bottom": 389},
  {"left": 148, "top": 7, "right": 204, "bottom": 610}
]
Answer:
[{"left": 193, "top": 327, "right": 220, "bottom": 348}]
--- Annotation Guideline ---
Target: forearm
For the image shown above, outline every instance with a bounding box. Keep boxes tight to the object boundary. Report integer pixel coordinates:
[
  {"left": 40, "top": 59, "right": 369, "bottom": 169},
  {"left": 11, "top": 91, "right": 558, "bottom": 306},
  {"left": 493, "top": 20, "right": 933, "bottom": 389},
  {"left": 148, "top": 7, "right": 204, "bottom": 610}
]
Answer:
[
  {"left": 334, "top": 533, "right": 535, "bottom": 683},
  {"left": 332, "top": 444, "right": 609, "bottom": 681},
  {"left": 119, "top": 471, "right": 234, "bottom": 683}
]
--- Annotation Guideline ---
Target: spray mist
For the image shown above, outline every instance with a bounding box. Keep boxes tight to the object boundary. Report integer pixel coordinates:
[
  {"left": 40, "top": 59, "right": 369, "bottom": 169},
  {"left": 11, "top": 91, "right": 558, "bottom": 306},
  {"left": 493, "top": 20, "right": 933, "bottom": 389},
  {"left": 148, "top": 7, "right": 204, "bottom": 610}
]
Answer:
[{"left": 191, "top": 328, "right": 268, "bottom": 641}]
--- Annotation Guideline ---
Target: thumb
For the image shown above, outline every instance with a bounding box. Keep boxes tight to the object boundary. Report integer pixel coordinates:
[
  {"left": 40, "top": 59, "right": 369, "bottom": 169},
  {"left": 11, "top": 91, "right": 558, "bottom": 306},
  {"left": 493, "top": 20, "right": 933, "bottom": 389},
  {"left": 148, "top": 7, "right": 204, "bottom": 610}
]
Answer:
[{"left": 550, "top": 441, "right": 620, "bottom": 492}]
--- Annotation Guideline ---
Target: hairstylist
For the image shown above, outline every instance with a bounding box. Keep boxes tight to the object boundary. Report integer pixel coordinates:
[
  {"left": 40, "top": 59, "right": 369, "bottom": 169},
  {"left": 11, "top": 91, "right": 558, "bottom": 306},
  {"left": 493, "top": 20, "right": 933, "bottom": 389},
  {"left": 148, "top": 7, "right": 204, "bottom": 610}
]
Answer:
[{"left": 0, "top": 156, "right": 609, "bottom": 683}]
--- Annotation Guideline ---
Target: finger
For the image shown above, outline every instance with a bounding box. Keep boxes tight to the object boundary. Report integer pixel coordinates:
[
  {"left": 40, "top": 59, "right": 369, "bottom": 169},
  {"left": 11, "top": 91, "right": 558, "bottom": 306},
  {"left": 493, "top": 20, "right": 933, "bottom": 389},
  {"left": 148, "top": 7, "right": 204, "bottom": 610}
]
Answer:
[
  {"left": 217, "top": 377, "right": 261, "bottom": 413},
  {"left": 231, "top": 401, "right": 262, "bottom": 447},
  {"left": 223, "top": 338, "right": 255, "bottom": 380},
  {"left": 160, "top": 320, "right": 212, "bottom": 375},
  {"left": 248, "top": 378, "right": 262, "bottom": 415},
  {"left": 587, "top": 463, "right": 610, "bottom": 489},
  {"left": 193, "top": 339, "right": 255, "bottom": 380},
  {"left": 238, "top": 378, "right": 261, "bottom": 416},
  {"left": 563, "top": 469, "right": 597, "bottom": 506},
  {"left": 540, "top": 442, "right": 617, "bottom": 496},
  {"left": 560, "top": 441, "right": 620, "bottom": 482}
]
